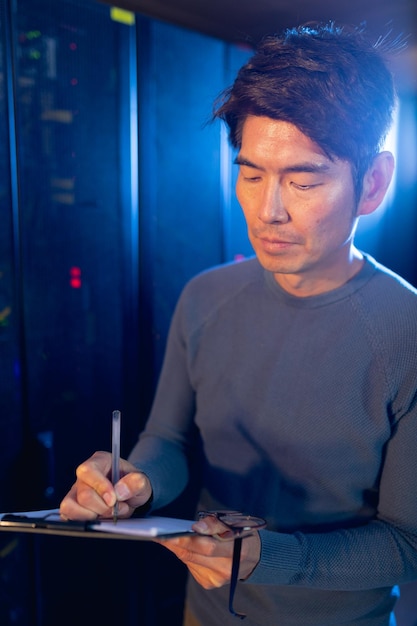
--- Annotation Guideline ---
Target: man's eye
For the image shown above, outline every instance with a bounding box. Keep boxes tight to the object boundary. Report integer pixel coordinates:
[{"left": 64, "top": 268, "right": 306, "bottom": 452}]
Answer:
[
  {"left": 240, "top": 170, "right": 262, "bottom": 182},
  {"left": 292, "top": 182, "right": 320, "bottom": 190}
]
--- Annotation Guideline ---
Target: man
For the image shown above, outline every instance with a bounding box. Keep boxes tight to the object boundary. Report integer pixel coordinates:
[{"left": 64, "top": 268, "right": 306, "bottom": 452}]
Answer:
[{"left": 60, "top": 23, "right": 417, "bottom": 625}]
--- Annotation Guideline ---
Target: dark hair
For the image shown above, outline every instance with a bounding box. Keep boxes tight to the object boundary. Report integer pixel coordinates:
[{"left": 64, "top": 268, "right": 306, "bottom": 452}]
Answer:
[{"left": 214, "top": 23, "right": 397, "bottom": 199}]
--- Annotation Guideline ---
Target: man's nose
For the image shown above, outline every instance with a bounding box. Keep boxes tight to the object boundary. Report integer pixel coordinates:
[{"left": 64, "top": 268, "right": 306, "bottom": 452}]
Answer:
[{"left": 258, "top": 183, "right": 289, "bottom": 224}]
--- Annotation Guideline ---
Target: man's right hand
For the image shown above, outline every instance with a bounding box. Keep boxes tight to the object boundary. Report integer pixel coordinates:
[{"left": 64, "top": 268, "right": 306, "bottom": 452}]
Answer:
[{"left": 59, "top": 451, "right": 152, "bottom": 521}]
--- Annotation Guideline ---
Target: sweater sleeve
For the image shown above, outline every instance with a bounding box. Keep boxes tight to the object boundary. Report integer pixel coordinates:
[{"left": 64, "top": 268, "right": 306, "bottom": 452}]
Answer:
[
  {"left": 250, "top": 406, "right": 417, "bottom": 589},
  {"left": 128, "top": 294, "right": 197, "bottom": 510}
]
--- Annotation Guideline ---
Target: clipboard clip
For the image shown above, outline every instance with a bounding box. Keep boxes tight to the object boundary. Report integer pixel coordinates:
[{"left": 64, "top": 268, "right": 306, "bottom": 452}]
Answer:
[{"left": 0, "top": 514, "right": 96, "bottom": 531}]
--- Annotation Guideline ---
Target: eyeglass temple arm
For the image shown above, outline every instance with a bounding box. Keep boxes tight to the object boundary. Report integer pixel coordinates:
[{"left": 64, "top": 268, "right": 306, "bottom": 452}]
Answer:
[{"left": 229, "top": 537, "right": 246, "bottom": 619}]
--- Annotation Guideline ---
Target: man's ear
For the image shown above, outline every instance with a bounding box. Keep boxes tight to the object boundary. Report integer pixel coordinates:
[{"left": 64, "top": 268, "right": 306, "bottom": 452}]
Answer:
[{"left": 357, "top": 151, "right": 395, "bottom": 217}]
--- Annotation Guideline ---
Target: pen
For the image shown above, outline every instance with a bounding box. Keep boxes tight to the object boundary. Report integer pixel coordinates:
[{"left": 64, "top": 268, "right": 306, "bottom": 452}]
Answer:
[{"left": 111, "top": 409, "right": 121, "bottom": 523}]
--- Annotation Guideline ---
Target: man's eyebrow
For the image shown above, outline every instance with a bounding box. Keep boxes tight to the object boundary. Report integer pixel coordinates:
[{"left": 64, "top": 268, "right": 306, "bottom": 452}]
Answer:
[
  {"left": 234, "top": 155, "right": 331, "bottom": 174},
  {"left": 234, "top": 156, "right": 264, "bottom": 169},
  {"left": 284, "top": 162, "right": 331, "bottom": 174}
]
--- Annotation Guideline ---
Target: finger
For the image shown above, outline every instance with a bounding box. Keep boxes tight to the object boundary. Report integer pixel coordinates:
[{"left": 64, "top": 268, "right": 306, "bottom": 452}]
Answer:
[
  {"left": 156, "top": 533, "right": 232, "bottom": 559},
  {"left": 76, "top": 451, "right": 113, "bottom": 490},
  {"left": 155, "top": 535, "right": 234, "bottom": 589},
  {"left": 114, "top": 471, "right": 153, "bottom": 510},
  {"left": 192, "top": 515, "right": 235, "bottom": 539},
  {"left": 59, "top": 483, "right": 104, "bottom": 520},
  {"left": 59, "top": 451, "right": 115, "bottom": 520},
  {"left": 184, "top": 563, "right": 228, "bottom": 589}
]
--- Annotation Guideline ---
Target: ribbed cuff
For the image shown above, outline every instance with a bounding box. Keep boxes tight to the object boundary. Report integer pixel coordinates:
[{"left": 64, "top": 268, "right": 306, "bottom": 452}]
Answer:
[{"left": 247, "top": 529, "right": 302, "bottom": 585}]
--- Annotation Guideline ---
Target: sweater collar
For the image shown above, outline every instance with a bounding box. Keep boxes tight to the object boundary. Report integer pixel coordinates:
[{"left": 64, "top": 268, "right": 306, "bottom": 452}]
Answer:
[{"left": 263, "top": 253, "right": 377, "bottom": 308}]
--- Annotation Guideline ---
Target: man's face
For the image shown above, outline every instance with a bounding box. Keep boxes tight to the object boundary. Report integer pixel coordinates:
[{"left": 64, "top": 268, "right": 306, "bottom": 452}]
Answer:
[{"left": 236, "top": 115, "right": 361, "bottom": 296}]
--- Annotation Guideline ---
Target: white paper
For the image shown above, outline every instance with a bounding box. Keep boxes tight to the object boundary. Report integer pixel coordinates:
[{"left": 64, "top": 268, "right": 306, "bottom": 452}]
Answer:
[
  {"left": 91, "top": 516, "right": 195, "bottom": 537},
  {"left": 0, "top": 508, "right": 61, "bottom": 520}
]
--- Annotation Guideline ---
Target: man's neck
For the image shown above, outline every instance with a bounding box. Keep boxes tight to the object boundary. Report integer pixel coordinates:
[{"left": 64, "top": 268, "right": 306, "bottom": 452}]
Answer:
[{"left": 274, "top": 249, "right": 364, "bottom": 297}]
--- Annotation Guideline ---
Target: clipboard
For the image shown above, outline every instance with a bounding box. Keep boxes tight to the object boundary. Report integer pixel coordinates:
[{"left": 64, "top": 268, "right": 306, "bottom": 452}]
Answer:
[{"left": 0, "top": 509, "right": 195, "bottom": 540}]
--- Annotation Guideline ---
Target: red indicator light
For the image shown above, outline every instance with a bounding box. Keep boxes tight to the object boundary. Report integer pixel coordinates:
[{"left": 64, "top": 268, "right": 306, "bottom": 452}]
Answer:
[{"left": 69, "top": 266, "right": 82, "bottom": 288}]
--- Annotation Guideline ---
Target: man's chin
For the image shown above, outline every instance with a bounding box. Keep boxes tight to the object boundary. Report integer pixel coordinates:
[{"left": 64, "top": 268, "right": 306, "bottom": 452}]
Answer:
[{"left": 254, "top": 252, "right": 300, "bottom": 276}]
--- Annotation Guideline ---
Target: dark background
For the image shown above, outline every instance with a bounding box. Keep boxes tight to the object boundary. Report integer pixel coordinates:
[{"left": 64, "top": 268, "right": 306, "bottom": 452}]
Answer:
[{"left": 0, "top": 0, "right": 416, "bottom": 624}]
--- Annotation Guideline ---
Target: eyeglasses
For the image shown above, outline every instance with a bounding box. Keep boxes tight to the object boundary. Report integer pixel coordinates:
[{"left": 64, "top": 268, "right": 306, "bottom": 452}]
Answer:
[{"left": 198, "top": 510, "right": 267, "bottom": 619}]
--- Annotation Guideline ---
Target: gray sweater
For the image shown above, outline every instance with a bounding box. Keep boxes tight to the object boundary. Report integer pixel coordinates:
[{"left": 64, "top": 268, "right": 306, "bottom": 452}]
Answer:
[{"left": 129, "top": 255, "right": 417, "bottom": 625}]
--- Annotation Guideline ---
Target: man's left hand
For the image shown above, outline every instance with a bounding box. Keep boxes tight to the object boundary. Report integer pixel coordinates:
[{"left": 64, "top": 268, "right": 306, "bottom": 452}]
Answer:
[{"left": 155, "top": 514, "right": 261, "bottom": 589}]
